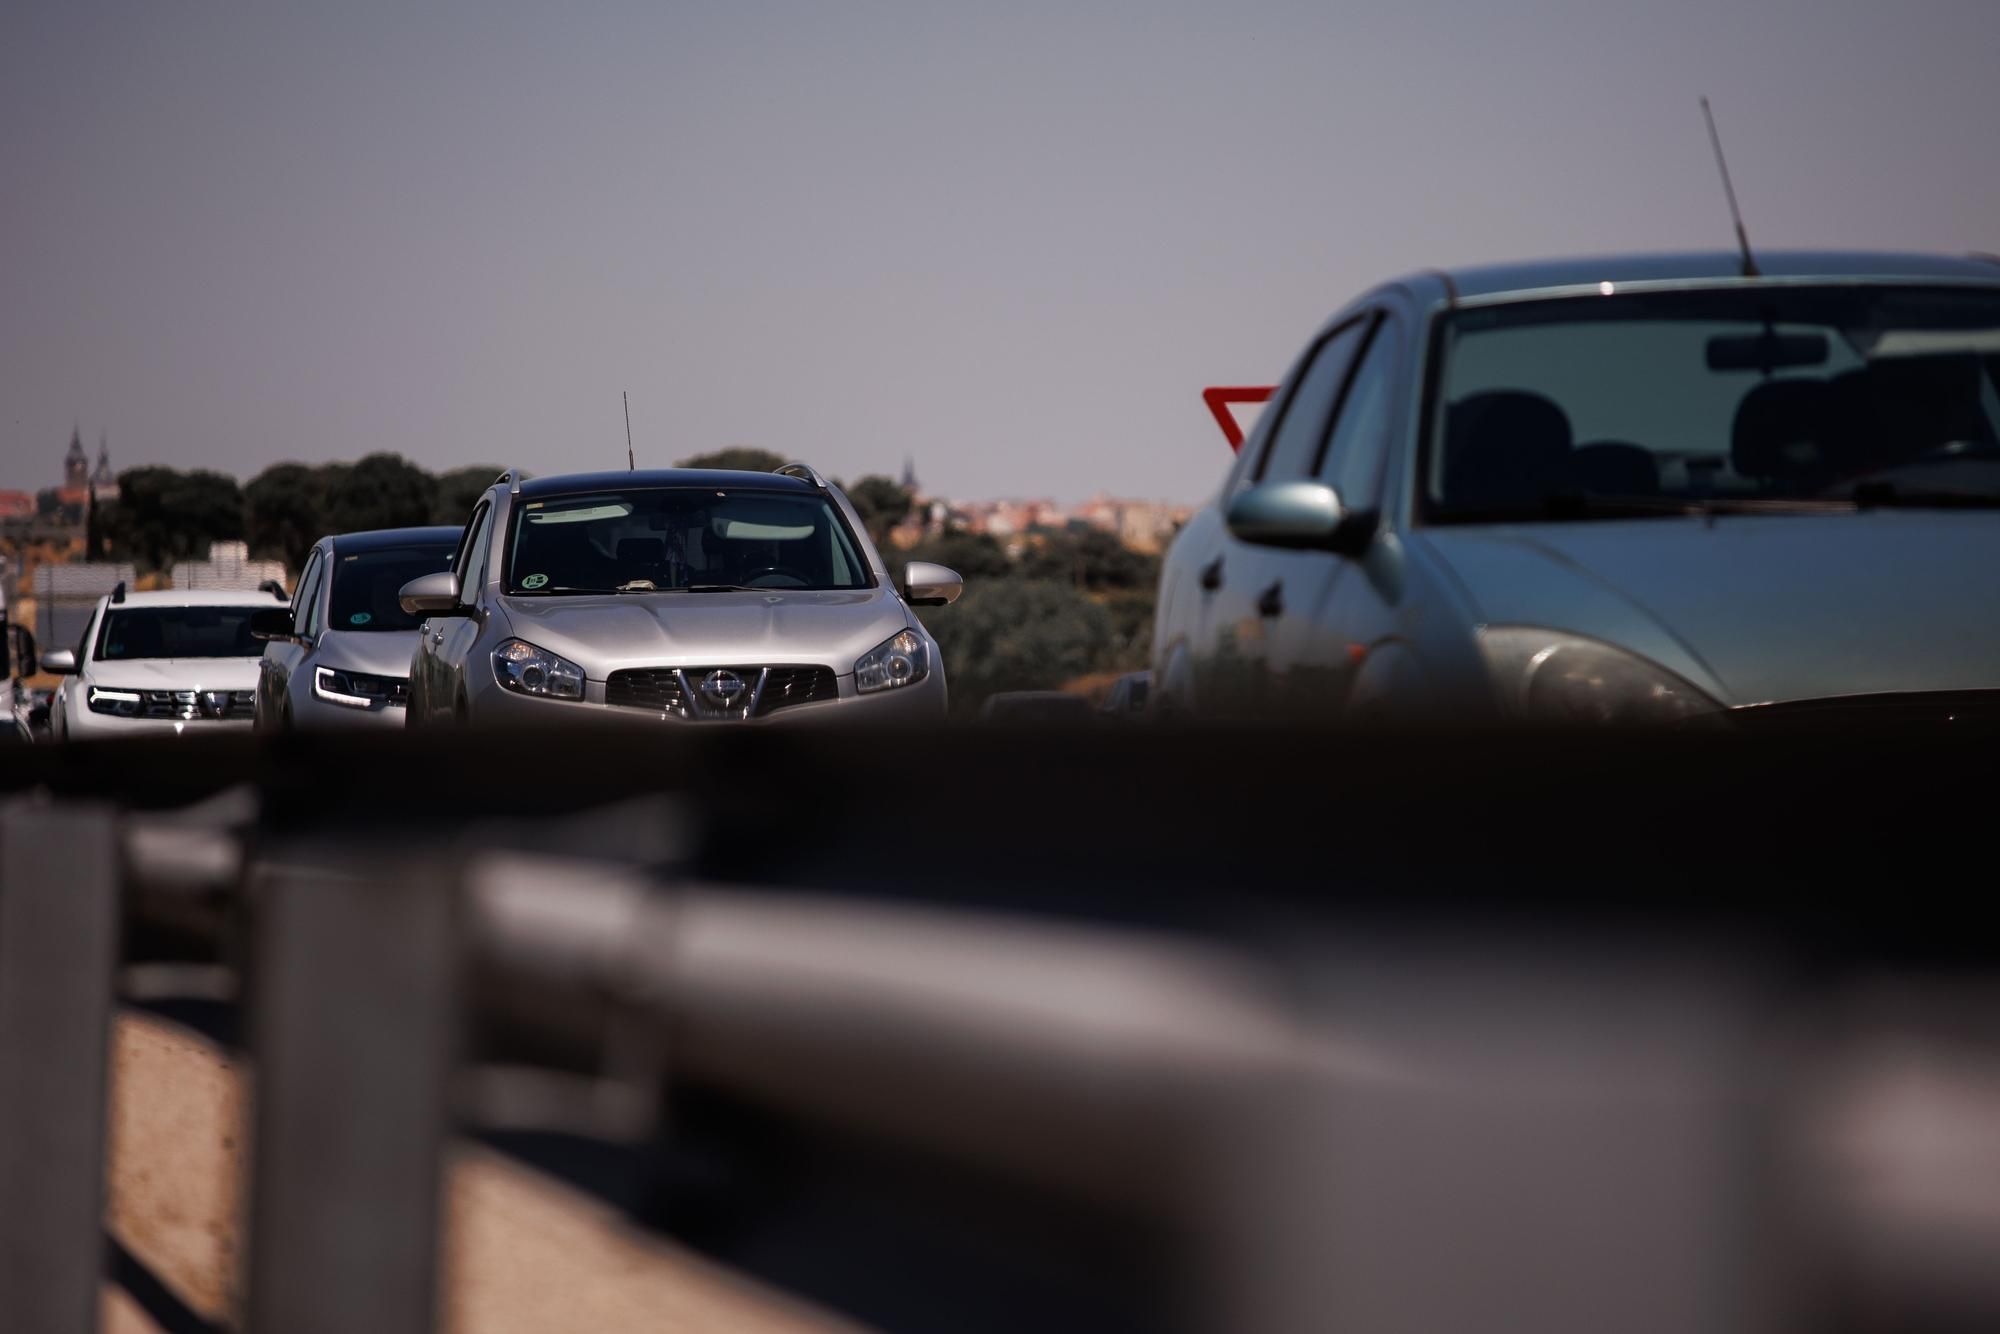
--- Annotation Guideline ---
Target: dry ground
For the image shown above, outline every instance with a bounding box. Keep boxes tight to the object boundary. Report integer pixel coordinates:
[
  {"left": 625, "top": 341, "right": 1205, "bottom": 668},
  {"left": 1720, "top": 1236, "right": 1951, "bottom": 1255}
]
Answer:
[{"left": 103, "top": 1012, "right": 860, "bottom": 1334}]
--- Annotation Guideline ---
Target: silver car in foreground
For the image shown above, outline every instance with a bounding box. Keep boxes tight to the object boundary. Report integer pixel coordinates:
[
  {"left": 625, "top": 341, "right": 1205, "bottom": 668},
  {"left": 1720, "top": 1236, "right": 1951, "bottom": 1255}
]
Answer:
[
  {"left": 401, "top": 464, "right": 961, "bottom": 726},
  {"left": 1154, "top": 251, "right": 2000, "bottom": 726},
  {"left": 252, "top": 525, "right": 460, "bottom": 729}
]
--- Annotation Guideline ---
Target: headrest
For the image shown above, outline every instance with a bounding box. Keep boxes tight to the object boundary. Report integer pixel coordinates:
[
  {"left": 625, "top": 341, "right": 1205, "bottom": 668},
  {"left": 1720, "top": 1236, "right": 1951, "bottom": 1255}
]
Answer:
[
  {"left": 1730, "top": 379, "right": 1844, "bottom": 481},
  {"left": 1568, "top": 441, "right": 1660, "bottom": 496},
  {"left": 616, "top": 537, "right": 667, "bottom": 564},
  {"left": 1444, "top": 391, "right": 1574, "bottom": 511},
  {"left": 1838, "top": 354, "right": 1997, "bottom": 463}
]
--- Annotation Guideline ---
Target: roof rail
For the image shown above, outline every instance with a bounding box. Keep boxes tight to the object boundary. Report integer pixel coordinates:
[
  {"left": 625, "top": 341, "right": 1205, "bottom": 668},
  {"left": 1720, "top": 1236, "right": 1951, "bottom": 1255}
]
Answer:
[
  {"left": 111, "top": 581, "right": 126, "bottom": 604},
  {"left": 494, "top": 468, "right": 522, "bottom": 495},
  {"left": 1971, "top": 252, "right": 2000, "bottom": 268},
  {"left": 258, "top": 579, "right": 288, "bottom": 600},
  {"left": 773, "top": 462, "right": 827, "bottom": 488}
]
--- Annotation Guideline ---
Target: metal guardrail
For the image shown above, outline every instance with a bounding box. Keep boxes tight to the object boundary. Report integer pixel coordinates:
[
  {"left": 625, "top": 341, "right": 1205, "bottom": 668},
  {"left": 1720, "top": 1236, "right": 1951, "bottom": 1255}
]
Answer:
[{"left": 4, "top": 727, "right": 2000, "bottom": 1333}]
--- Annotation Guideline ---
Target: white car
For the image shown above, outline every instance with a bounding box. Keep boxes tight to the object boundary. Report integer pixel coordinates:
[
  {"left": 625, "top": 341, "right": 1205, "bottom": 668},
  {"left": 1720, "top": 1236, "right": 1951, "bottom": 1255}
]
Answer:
[{"left": 41, "top": 585, "right": 282, "bottom": 739}]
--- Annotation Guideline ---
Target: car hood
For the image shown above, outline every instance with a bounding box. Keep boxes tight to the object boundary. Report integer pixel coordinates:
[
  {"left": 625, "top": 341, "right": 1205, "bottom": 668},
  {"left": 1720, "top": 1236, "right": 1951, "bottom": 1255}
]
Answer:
[
  {"left": 496, "top": 587, "right": 912, "bottom": 676},
  {"left": 86, "top": 658, "right": 263, "bottom": 691},
  {"left": 1418, "top": 511, "right": 2000, "bottom": 706},
  {"left": 315, "top": 629, "right": 422, "bottom": 678}
]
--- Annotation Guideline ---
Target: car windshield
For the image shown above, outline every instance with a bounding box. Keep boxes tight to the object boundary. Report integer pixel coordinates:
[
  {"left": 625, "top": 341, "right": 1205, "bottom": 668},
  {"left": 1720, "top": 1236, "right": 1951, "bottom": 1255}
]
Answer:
[
  {"left": 94, "top": 606, "right": 262, "bottom": 661},
  {"left": 329, "top": 544, "right": 455, "bottom": 632},
  {"left": 1424, "top": 284, "right": 2000, "bottom": 523},
  {"left": 505, "top": 487, "right": 873, "bottom": 594}
]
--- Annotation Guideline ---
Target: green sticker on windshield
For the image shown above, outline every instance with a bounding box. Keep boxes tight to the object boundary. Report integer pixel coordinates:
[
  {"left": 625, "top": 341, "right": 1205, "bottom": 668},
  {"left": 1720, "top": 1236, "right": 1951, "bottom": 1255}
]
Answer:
[
  {"left": 521, "top": 573, "right": 549, "bottom": 590},
  {"left": 349, "top": 612, "right": 372, "bottom": 625}
]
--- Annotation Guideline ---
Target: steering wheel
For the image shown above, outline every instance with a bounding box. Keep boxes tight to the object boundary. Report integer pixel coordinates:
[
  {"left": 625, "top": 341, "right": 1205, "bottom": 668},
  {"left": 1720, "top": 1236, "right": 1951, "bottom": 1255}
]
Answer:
[{"left": 741, "top": 565, "right": 813, "bottom": 588}]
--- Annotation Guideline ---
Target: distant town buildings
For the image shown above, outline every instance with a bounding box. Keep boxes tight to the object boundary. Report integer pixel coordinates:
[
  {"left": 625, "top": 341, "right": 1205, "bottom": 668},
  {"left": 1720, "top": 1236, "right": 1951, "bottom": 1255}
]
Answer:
[
  {"left": 170, "top": 540, "right": 286, "bottom": 592},
  {"left": 1, "top": 427, "right": 119, "bottom": 547},
  {"left": 885, "top": 462, "right": 1194, "bottom": 555}
]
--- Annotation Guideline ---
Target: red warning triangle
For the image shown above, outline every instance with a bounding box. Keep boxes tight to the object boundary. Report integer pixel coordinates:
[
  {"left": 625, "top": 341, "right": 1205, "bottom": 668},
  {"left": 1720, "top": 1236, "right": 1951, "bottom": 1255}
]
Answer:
[{"left": 1202, "top": 386, "right": 1275, "bottom": 453}]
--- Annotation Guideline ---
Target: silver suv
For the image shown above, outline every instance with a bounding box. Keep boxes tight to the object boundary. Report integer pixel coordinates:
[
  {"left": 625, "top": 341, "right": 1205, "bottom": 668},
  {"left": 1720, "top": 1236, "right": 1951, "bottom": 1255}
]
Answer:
[{"left": 401, "top": 464, "right": 961, "bottom": 726}]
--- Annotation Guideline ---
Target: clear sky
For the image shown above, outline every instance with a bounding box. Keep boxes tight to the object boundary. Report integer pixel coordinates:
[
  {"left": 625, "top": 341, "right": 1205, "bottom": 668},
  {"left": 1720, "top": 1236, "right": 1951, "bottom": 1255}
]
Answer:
[{"left": 4, "top": 0, "right": 1995, "bottom": 503}]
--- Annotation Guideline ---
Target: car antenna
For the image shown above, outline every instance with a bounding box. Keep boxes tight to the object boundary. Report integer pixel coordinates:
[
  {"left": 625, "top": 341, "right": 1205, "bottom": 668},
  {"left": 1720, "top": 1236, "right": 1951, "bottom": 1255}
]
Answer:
[
  {"left": 1700, "top": 96, "right": 1759, "bottom": 278},
  {"left": 624, "top": 391, "right": 636, "bottom": 470}
]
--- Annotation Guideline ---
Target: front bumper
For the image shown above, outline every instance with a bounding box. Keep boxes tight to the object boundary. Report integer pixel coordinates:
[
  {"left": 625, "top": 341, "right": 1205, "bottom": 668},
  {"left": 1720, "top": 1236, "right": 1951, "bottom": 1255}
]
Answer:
[
  {"left": 290, "top": 686, "right": 409, "bottom": 731},
  {"left": 63, "top": 707, "right": 254, "bottom": 740}
]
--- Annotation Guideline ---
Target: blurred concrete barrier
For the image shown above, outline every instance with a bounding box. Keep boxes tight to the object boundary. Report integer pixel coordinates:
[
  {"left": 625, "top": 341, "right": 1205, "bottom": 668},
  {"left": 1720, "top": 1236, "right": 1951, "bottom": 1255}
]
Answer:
[
  {"left": 1, "top": 725, "right": 1998, "bottom": 1332},
  {"left": 0, "top": 798, "right": 120, "bottom": 1334}
]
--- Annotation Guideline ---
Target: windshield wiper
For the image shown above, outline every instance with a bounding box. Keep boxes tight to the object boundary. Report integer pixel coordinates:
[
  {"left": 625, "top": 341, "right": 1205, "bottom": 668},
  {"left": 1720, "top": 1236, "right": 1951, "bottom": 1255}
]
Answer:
[
  {"left": 1441, "top": 493, "right": 1855, "bottom": 524},
  {"left": 682, "top": 583, "right": 760, "bottom": 593},
  {"left": 1849, "top": 482, "right": 2000, "bottom": 510}
]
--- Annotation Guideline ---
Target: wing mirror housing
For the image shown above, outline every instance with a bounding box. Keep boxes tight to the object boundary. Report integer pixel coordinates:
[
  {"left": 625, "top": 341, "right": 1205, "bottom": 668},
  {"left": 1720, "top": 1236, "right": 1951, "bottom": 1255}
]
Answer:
[
  {"left": 6, "top": 625, "right": 36, "bottom": 681},
  {"left": 39, "top": 649, "right": 77, "bottom": 675},
  {"left": 1226, "top": 481, "right": 1377, "bottom": 557},
  {"left": 249, "top": 608, "right": 297, "bottom": 643},
  {"left": 399, "top": 570, "right": 465, "bottom": 616},
  {"left": 904, "top": 561, "right": 963, "bottom": 607}
]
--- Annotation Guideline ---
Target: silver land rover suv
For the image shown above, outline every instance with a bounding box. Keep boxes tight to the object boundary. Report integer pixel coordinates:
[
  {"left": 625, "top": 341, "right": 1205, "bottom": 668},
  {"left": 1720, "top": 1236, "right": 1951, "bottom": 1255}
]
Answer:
[{"left": 401, "top": 464, "right": 962, "bottom": 726}]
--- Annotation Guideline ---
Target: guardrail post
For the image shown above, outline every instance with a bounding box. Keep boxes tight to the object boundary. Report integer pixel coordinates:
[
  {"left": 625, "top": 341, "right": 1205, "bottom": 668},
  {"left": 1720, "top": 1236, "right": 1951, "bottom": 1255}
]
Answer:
[
  {"left": 244, "top": 846, "right": 459, "bottom": 1334},
  {"left": 0, "top": 799, "right": 121, "bottom": 1334}
]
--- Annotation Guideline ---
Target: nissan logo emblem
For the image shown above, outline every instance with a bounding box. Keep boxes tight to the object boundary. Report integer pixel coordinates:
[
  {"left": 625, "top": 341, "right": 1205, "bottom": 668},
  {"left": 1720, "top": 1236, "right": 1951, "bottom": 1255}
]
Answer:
[{"left": 700, "top": 669, "right": 747, "bottom": 707}]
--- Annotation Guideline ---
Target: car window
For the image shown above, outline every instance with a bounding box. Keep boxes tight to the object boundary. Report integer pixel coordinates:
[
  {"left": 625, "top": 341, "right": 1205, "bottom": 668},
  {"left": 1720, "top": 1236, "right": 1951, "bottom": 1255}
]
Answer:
[
  {"left": 94, "top": 606, "right": 263, "bottom": 660},
  {"left": 328, "top": 545, "right": 456, "bottom": 632},
  {"left": 1424, "top": 284, "right": 2000, "bottom": 521},
  {"left": 504, "top": 487, "right": 873, "bottom": 594},
  {"left": 1253, "top": 319, "right": 1367, "bottom": 483},
  {"left": 1315, "top": 315, "right": 1400, "bottom": 505},
  {"left": 292, "top": 550, "right": 325, "bottom": 638},
  {"left": 456, "top": 502, "right": 494, "bottom": 602},
  {"left": 447, "top": 501, "right": 488, "bottom": 585}
]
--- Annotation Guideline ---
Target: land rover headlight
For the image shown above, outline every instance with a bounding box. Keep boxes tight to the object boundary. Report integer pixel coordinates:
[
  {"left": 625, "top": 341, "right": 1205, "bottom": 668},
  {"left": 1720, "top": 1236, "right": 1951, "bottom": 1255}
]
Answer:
[
  {"left": 854, "top": 628, "right": 929, "bottom": 693},
  {"left": 1477, "top": 627, "right": 1721, "bottom": 726},
  {"left": 493, "top": 639, "right": 585, "bottom": 700}
]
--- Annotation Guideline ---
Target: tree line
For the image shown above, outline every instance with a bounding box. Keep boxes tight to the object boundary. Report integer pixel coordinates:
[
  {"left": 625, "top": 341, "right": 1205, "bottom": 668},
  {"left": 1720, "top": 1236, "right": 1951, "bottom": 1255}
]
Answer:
[
  {"left": 90, "top": 447, "right": 1165, "bottom": 713},
  {"left": 90, "top": 455, "right": 501, "bottom": 575}
]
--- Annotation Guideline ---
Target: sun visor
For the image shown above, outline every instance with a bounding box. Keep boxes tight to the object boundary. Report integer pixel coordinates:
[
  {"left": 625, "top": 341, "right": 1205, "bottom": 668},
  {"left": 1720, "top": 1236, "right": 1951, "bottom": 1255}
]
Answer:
[
  {"left": 713, "top": 500, "right": 816, "bottom": 541},
  {"left": 524, "top": 499, "right": 633, "bottom": 524},
  {"left": 716, "top": 519, "right": 815, "bottom": 541},
  {"left": 1864, "top": 329, "right": 2000, "bottom": 359}
]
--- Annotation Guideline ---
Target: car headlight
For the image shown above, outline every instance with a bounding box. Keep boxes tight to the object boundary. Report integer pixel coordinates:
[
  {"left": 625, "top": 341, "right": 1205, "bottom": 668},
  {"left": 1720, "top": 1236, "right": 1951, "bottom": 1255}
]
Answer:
[
  {"left": 1477, "top": 627, "right": 1722, "bottom": 726},
  {"left": 87, "top": 685, "right": 143, "bottom": 717},
  {"left": 493, "top": 638, "right": 585, "bottom": 700},
  {"left": 854, "top": 628, "right": 930, "bottom": 693},
  {"left": 314, "top": 666, "right": 407, "bottom": 709}
]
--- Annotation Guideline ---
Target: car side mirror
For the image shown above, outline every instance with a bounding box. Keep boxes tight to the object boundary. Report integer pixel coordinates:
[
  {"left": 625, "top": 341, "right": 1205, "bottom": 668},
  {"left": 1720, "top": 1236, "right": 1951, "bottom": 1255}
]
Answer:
[
  {"left": 903, "top": 561, "right": 963, "bottom": 607},
  {"left": 249, "top": 608, "right": 297, "bottom": 643},
  {"left": 6, "top": 625, "right": 35, "bottom": 680},
  {"left": 399, "top": 570, "right": 464, "bottom": 616},
  {"left": 40, "top": 649, "right": 77, "bottom": 675},
  {"left": 1226, "top": 481, "right": 1376, "bottom": 557}
]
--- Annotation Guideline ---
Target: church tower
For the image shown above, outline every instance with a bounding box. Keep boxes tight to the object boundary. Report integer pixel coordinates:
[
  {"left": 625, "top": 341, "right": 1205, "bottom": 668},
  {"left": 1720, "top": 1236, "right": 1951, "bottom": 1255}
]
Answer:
[
  {"left": 63, "top": 427, "right": 89, "bottom": 490},
  {"left": 91, "top": 433, "right": 118, "bottom": 500}
]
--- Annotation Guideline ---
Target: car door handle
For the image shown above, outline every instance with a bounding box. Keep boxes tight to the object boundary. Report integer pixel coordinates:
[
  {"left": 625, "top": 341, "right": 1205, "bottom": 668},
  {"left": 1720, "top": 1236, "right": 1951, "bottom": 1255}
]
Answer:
[
  {"left": 1257, "top": 580, "right": 1284, "bottom": 618},
  {"left": 1199, "top": 556, "right": 1224, "bottom": 592}
]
